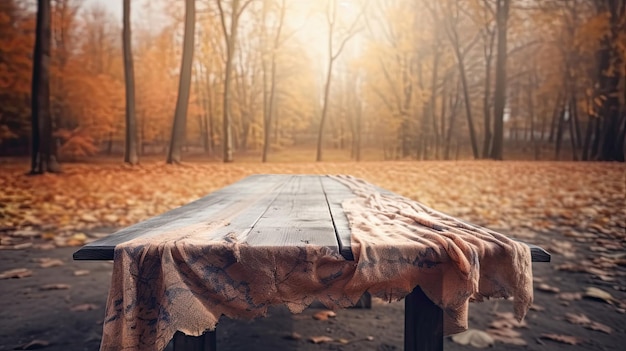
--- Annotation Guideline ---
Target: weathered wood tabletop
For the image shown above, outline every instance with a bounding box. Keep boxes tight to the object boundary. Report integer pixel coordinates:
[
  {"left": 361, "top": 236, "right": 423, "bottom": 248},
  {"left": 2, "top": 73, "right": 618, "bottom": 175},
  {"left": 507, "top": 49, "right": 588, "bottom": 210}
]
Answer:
[
  {"left": 74, "top": 174, "right": 550, "bottom": 351},
  {"left": 73, "top": 174, "right": 549, "bottom": 262}
]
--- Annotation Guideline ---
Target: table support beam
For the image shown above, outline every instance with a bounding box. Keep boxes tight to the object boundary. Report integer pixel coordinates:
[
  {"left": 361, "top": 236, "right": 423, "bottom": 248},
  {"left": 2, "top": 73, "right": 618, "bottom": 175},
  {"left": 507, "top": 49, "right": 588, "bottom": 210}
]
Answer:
[{"left": 404, "top": 286, "right": 443, "bottom": 351}]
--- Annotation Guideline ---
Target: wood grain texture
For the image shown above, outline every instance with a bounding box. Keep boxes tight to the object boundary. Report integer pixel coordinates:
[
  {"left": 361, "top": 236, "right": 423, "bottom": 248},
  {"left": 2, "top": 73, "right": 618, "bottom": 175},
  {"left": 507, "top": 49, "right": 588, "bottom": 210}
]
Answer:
[
  {"left": 73, "top": 174, "right": 288, "bottom": 260},
  {"left": 320, "top": 176, "right": 355, "bottom": 260},
  {"left": 74, "top": 175, "right": 550, "bottom": 263},
  {"left": 246, "top": 175, "right": 339, "bottom": 248}
]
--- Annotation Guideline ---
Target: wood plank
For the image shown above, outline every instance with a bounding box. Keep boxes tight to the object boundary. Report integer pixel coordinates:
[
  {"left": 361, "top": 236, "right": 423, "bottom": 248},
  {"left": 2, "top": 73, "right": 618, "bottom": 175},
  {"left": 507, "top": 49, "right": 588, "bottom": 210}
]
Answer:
[
  {"left": 320, "top": 176, "right": 355, "bottom": 260},
  {"left": 245, "top": 176, "right": 340, "bottom": 249},
  {"left": 73, "top": 174, "right": 289, "bottom": 260},
  {"left": 525, "top": 243, "right": 551, "bottom": 262}
]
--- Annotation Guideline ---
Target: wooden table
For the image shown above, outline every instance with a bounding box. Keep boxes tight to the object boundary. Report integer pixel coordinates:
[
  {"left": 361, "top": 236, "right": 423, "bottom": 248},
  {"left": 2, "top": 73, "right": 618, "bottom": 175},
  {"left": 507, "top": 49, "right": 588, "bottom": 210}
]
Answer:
[{"left": 74, "top": 174, "right": 550, "bottom": 351}]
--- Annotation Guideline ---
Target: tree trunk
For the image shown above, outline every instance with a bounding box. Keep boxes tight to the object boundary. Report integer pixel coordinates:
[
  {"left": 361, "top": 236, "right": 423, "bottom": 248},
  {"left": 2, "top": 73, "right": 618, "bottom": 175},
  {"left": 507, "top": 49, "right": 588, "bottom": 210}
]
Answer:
[
  {"left": 456, "top": 49, "right": 479, "bottom": 159},
  {"left": 317, "top": 59, "right": 334, "bottom": 162},
  {"left": 316, "top": 1, "right": 361, "bottom": 162},
  {"left": 218, "top": 0, "right": 244, "bottom": 163},
  {"left": 30, "top": 0, "right": 60, "bottom": 174},
  {"left": 261, "top": 34, "right": 271, "bottom": 162},
  {"left": 548, "top": 94, "right": 562, "bottom": 143},
  {"left": 527, "top": 76, "right": 535, "bottom": 144},
  {"left": 355, "top": 99, "right": 362, "bottom": 161},
  {"left": 204, "top": 68, "right": 215, "bottom": 154},
  {"left": 444, "top": 79, "right": 461, "bottom": 160},
  {"left": 490, "top": 0, "right": 510, "bottom": 160},
  {"left": 595, "top": 1, "right": 625, "bottom": 161},
  {"left": 123, "top": 0, "right": 138, "bottom": 165},
  {"left": 555, "top": 104, "right": 566, "bottom": 160},
  {"left": 482, "top": 29, "right": 495, "bottom": 159},
  {"left": 166, "top": 0, "right": 195, "bottom": 164},
  {"left": 261, "top": 0, "right": 285, "bottom": 163},
  {"left": 568, "top": 103, "right": 579, "bottom": 161},
  {"left": 195, "top": 65, "right": 209, "bottom": 153}
]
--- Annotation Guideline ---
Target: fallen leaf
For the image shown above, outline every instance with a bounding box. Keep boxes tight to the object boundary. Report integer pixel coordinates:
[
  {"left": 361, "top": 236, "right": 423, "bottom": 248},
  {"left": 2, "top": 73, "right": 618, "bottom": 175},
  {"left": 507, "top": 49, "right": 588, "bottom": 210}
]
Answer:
[
  {"left": 556, "top": 263, "right": 587, "bottom": 273},
  {"left": 308, "top": 335, "right": 334, "bottom": 344},
  {"left": 283, "top": 332, "right": 301, "bottom": 340},
  {"left": 564, "top": 313, "right": 591, "bottom": 325},
  {"left": 12, "top": 242, "right": 33, "bottom": 250},
  {"left": 558, "top": 292, "right": 582, "bottom": 301},
  {"left": 564, "top": 313, "right": 612, "bottom": 334},
  {"left": 0, "top": 268, "right": 33, "bottom": 279},
  {"left": 33, "top": 243, "right": 56, "bottom": 250},
  {"left": 18, "top": 339, "right": 51, "bottom": 350},
  {"left": 73, "top": 270, "right": 90, "bottom": 276},
  {"left": 540, "top": 333, "right": 584, "bottom": 345},
  {"left": 312, "top": 310, "right": 336, "bottom": 321},
  {"left": 70, "top": 303, "right": 98, "bottom": 312},
  {"left": 451, "top": 329, "right": 494, "bottom": 348},
  {"left": 584, "top": 287, "right": 615, "bottom": 304},
  {"left": 487, "top": 328, "right": 527, "bottom": 346},
  {"left": 40, "top": 283, "right": 71, "bottom": 290},
  {"left": 41, "top": 232, "right": 56, "bottom": 240},
  {"left": 492, "top": 312, "right": 527, "bottom": 328},
  {"left": 11, "top": 229, "right": 40, "bottom": 238},
  {"left": 34, "top": 258, "right": 64, "bottom": 268},
  {"left": 587, "top": 321, "right": 613, "bottom": 334},
  {"left": 536, "top": 283, "right": 560, "bottom": 294}
]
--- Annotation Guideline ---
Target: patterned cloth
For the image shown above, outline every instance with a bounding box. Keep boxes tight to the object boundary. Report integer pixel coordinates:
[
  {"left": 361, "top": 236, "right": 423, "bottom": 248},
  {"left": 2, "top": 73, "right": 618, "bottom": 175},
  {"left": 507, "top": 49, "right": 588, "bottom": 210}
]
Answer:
[{"left": 100, "top": 175, "right": 532, "bottom": 351}]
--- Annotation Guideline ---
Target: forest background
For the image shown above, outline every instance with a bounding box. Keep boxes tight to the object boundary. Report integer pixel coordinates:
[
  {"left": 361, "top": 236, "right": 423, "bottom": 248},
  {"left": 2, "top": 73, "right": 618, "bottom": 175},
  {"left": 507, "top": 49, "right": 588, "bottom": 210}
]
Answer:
[
  {"left": 1, "top": 0, "right": 625, "bottom": 166},
  {"left": 1, "top": 1, "right": 625, "bottom": 349}
]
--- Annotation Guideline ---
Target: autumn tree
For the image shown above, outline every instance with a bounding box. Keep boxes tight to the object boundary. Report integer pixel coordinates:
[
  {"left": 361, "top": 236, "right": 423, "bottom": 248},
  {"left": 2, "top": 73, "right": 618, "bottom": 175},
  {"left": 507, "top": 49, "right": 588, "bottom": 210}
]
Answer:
[
  {"left": 316, "top": 0, "right": 364, "bottom": 162},
  {"left": 194, "top": 12, "right": 224, "bottom": 155},
  {"left": 489, "top": 0, "right": 510, "bottom": 160},
  {"left": 30, "top": 0, "right": 60, "bottom": 173},
  {"left": 123, "top": 0, "right": 138, "bottom": 164},
  {"left": 0, "top": 1, "right": 34, "bottom": 151},
  {"left": 167, "top": 0, "right": 195, "bottom": 164},
  {"left": 439, "top": 0, "right": 480, "bottom": 159},
  {"left": 261, "top": 0, "right": 287, "bottom": 162},
  {"left": 592, "top": 0, "right": 625, "bottom": 161},
  {"left": 217, "top": 0, "right": 253, "bottom": 162}
]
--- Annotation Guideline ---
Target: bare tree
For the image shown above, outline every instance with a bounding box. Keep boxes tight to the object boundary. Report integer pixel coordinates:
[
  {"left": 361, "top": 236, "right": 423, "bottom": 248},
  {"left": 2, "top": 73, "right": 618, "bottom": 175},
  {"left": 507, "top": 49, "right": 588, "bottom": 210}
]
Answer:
[
  {"left": 441, "top": 0, "right": 480, "bottom": 159},
  {"left": 166, "top": 0, "right": 195, "bottom": 164},
  {"left": 30, "top": 0, "right": 60, "bottom": 174},
  {"left": 217, "top": 0, "right": 253, "bottom": 162},
  {"left": 123, "top": 0, "right": 138, "bottom": 164},
  {"left": 316, "top": 0, "right": 364, "bottom": 162},
  {"left": 490, "top": 0, "right": 510, "bottom": 160},
  {"left": 475, "top": 0, "right": 497, "bottom": 158},
  {"left": 261, "top": 0, "right": 287, "bottom": 162}
]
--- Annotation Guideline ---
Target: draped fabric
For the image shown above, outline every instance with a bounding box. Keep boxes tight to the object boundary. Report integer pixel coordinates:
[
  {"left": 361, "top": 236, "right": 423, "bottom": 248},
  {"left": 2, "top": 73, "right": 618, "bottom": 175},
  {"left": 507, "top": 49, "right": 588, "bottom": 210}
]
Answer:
[{"left": 100, "top": 175, "right": 532, "bottom": 351}]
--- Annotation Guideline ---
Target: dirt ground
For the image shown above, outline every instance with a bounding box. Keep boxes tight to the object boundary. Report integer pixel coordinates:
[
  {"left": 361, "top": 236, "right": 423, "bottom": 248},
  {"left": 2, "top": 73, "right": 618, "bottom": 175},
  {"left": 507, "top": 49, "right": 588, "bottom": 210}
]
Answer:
[
  {"left": 1, "top": 161, "right": 624, "bottom": 350},
  {"left": 0, "top": 231, "right": 624, "bottom": 351}
]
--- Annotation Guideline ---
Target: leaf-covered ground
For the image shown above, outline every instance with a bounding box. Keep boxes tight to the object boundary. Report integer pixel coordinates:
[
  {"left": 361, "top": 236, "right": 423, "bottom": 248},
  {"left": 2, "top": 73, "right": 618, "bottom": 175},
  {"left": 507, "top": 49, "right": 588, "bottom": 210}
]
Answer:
[
  {"left": 0, "top": 161, "right": 624, "bottom": 350},
  {"left": 1, "top": 161, "right": 624, "bottom": 244}
]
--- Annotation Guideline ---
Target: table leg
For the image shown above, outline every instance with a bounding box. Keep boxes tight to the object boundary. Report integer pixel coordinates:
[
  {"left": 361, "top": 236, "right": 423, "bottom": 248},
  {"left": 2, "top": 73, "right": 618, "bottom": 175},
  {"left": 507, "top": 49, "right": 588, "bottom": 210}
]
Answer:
[
  {"left": 352, "top": 292, "right": 372, "bottom": 308},
  {"left": 173, "top": 330, "right": 217, "bottom": 351},
  {"left": 404, "top": 286, "right": 443, "bottom": 351}
]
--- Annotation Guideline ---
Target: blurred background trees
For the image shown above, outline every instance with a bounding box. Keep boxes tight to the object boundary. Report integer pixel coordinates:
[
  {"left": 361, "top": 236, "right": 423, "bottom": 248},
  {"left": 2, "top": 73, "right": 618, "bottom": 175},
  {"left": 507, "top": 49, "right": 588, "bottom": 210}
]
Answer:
[{"left": 1, "top": 0, "right": 624, "bottom": 163}]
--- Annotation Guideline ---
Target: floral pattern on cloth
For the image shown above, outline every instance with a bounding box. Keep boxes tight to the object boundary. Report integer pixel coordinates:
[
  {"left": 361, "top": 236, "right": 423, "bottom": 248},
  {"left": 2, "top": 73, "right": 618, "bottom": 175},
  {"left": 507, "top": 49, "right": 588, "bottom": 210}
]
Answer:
[{"left": 100, "top": 175, "right": 532, "bottom": 351}]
